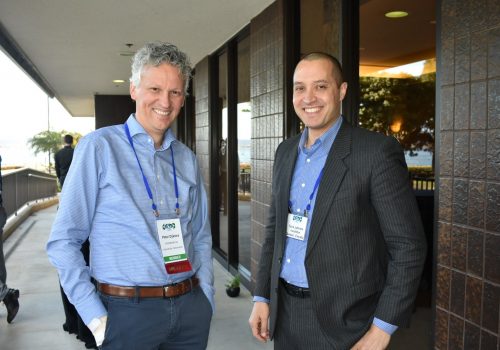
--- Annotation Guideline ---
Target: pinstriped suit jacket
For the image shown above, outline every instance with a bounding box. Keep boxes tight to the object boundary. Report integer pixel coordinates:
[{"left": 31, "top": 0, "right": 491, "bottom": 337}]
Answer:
[{"left": 254, "top": 121, "right": 427, "bottom": 349}]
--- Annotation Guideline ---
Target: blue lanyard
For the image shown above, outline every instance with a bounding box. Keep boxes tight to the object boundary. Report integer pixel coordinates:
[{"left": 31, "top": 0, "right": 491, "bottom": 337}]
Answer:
[
  {"left": 288, "top": 168, "right": 324, "bottom": 217},
  {"left": 170, "top": 144, "right": 180, "bottom": 215},
  {"left": 124, "top": 124, "right": 180, "bottom": 217}
]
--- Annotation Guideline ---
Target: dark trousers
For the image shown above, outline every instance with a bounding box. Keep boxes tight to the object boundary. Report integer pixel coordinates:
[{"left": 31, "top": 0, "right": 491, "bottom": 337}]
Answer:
[
  {"left": 0, "top": 206, "right": 8, "bottom": 300},
  {"left": 60, "top": 240, "right": 95, "bottom": 347},
  {"left": 60, "top": 284, "right": 95, "bottom": 344},
  {"left": 100, "top": 285, "right": 212, "bottom": 350},
  {"left": 274, "top": 284, "right": 332, "bottom": 350}
]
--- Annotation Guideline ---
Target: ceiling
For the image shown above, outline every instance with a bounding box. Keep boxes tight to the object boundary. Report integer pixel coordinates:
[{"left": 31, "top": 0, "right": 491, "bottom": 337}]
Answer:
[
  {"left": 0, "top": 0, "right": 435, "bottom": 118},
  {"left": 0, "top": 0, "right": 274, "bottom": 117},
  {"left": 360, "top": 0, "right": 436, "bottom": 73}
]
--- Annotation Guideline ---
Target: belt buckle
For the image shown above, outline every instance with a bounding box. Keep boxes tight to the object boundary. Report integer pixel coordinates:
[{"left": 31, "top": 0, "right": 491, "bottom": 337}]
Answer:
[{"left": 163, "top": 286, "right": 171, "bottom": 296}]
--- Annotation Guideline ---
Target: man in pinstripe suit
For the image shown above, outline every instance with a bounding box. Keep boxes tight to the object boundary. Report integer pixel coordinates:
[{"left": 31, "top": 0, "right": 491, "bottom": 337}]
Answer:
[{"left": 249, "top": 53, "right": 426, "bottom": 349}]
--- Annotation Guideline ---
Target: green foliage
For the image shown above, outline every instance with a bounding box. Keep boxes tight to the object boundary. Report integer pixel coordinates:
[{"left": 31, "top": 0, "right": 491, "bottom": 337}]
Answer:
[
  {"left": 225, "top": 274, "right": 241, "bottom": 289},
  {"left": 27, "top": 130, "right": 82, "bottom": 172},
  {"left": 359, "top": 73, "right": 435, "bottom": 155},
  {"left": 27, "top": 130, "right": 64, "bottom": 157}
]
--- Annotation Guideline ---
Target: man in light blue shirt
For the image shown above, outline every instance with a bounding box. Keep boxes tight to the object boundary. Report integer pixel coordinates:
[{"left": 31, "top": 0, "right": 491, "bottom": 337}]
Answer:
[{"left": 47, "top": 42, "right": 214, "bottom": 350}]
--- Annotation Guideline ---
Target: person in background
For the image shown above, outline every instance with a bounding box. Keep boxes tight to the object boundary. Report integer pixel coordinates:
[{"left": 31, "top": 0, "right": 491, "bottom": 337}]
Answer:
[
  {"left": 249, "top": 52, "right": 426, "bottom": 350},
  {"left": 55, "top": 135, "right": 96, "bottom": 348},
  {"left": 54, "top": 134, "right": 74, "bottom": 188},
  {"left": 0, "top": 155, "right": 20, "bottom": 324},
  {"left": 47, "top": 42, "right": 214, "bottom": 349}
]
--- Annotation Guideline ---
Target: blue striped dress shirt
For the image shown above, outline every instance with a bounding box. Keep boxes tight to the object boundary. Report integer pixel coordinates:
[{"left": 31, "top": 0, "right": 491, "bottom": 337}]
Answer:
[
  {"left": 47, "top": 115, "right": 214, "bottom": 324},
  {"left": 255, "top": 117, "right": 397, "bottom": 335}
]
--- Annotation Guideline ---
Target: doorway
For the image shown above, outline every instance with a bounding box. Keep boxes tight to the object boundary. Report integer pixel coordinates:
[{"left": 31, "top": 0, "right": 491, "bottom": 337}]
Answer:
[
  {"left": 211, "top": 29, "right": 253, "bottom": 283},
  {"left": 299, "top": 0, "right": 436, "bottom": 347}
]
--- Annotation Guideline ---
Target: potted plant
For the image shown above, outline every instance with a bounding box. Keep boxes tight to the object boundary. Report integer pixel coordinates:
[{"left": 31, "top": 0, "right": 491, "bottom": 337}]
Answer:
[{"left": 225, "top": 274, "right": 241, "bottom": 297}]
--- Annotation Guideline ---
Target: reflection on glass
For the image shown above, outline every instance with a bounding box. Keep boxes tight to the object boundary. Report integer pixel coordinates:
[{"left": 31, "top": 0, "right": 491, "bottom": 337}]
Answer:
[
  {"left": 237, "top": 36, "right": 251, "bottom": 276},
  {"left": 218, "top": 51, "right": 228, "bottom": 256},
  {"left": 359, "top": 70, "right": 435, "bottom": 154},
  {"left": 359, "top": 63, "right": 436, "bottom": 189},
  {"left": 359, "top": 0, "right": 436, "bottom": 192}
]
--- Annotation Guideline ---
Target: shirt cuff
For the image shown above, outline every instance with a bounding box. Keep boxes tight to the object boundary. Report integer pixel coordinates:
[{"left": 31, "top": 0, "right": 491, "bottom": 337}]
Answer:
[
  {"left": 78, "top": 292, "right": 107, "bottom": 325},
  {"left": 373, "top": 318, "right": 398, "bottom": 335},
  {"left": 87, "top": 317, "right": 102, "bottom": 332},
  {"left": 253, "top": 296, "right": 270, "bottom": 303}
]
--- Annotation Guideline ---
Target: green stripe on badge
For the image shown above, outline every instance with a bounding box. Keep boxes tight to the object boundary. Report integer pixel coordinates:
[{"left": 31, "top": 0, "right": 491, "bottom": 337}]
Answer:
[{"left": 164, "top": 254, "right": 187, "bottom": 262}]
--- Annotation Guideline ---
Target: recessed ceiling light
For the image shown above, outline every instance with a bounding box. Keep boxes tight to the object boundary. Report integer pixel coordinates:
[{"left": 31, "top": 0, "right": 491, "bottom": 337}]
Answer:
[
  {"left": 119, "top": 51, "right": 135, "bottom": 57},
  {"left": 385, "top": 11, "right": 409, "bottom": 18},
  {"left": 113, "top": 79, "right": 125, "bottom": 84}
]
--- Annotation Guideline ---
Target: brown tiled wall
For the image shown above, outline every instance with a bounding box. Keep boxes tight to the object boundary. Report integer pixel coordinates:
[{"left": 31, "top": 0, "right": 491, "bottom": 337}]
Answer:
[
  {"left": 194, "top": 57, "right": 211, "bottom": 196},
  {"left": 249, "top": 0, "right": 285, "bottom": 287},
  {"left": 436, "top": 0, "right": 500, "bottom": 348}
]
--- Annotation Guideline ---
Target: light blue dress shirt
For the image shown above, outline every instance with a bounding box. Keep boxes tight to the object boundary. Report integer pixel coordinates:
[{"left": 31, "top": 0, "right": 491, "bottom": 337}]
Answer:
[
  {"left": 47, "top": 115, "right": 214, "bottom": 325},
  {"left": 254, "top": 117, "right": 397, "bottom": 335}
]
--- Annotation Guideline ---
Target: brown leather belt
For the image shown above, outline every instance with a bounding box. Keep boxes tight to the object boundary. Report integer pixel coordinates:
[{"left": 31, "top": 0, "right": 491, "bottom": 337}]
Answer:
[{"left": 97, "top": 277, "right": 199, "bottom": 298}]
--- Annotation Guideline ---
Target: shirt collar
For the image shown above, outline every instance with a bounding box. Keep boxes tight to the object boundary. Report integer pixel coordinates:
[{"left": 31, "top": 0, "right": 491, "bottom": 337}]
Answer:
[
  {"left": 125, "top": 114, "right": 177, "bottom": 150},
  {"left": 298, "top": 115, "right": 343, "bottom": 154}
]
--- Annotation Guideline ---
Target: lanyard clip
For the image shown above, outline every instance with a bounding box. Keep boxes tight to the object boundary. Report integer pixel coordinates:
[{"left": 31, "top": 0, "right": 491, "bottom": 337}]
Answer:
[{"left": 154, "top": 209, "right": 160, "bottom": 217}]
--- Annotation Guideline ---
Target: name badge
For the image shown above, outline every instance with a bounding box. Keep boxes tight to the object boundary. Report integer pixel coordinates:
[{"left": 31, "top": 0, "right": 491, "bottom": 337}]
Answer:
[
  {"left": 286, "top": 213, "right": 308, "bottom": 241},
  {"left": 156, "top": 218, "right": 192, "bottom": 274}
]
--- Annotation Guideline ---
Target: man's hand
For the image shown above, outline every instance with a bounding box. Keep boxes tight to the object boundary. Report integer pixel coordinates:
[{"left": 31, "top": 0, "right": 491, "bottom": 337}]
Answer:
[
  {"left": 350, "top": 324, "right": 391, "bottom": 350},
  {"left": 249, "top": 301, "right": 270, "bottom": 342},
  {"left": 88, "top": 315, "right": 108, "bottom": 347}
]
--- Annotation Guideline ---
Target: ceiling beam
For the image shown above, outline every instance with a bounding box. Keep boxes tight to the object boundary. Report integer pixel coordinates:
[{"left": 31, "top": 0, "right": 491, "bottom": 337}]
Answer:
[{"left": 0, "top": 22, "right": 56, "bottom": 98}]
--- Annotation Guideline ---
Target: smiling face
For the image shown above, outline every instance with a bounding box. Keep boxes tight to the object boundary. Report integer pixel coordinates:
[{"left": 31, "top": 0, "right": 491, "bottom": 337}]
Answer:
[
  {"left": 130, "top": 63, "right": 185, "bottom": 147},
  {"left": 292, "top": 58, "right": 348, "bottom": 143}
]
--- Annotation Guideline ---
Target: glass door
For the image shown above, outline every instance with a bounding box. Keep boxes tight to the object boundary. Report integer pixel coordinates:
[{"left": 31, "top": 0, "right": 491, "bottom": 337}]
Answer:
[
  {"left": 217, "top": 51, "right": 229, "bottom": 257},
  {"left": 236, "top": 36, "right": 251, "bottom": 277}
]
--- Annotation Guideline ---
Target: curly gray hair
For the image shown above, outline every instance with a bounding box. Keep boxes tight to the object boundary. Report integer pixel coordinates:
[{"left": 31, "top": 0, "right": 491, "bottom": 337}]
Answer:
[{"left": 130, "top": 42, "right": 192, "bottom": 94}]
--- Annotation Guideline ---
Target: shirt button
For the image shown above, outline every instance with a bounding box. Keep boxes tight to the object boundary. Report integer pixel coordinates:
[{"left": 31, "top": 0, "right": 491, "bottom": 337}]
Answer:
[
  {"left": 157, "top": 174, "right": 160, "bottom": 180},
  {"left": 296, "top": 208, "right": 301, "bottom": 213},
  {"left": 160, "top": 200, "right": 164, "bottom": 205},
  {"left": 306, "top": 159, "right": 311, "bottom": 163},
  {"left": 287, "top": 259, "right": 291, "bottom": 263},
  {"left": 148, "top": 138, "right": 152, "bottom": 143},
  {"left": 301, "top": 183, "right": 305, "bottom": 187}
]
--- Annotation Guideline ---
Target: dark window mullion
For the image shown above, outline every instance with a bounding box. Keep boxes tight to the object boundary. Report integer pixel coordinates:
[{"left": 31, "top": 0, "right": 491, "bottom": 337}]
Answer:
[{"left": 226, "top": 40, "right": 239, "bottom": 269}]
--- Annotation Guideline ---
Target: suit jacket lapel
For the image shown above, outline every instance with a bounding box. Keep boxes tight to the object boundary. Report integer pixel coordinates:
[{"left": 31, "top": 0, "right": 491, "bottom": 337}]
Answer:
[
  {"left": 277, "top": 138, "right": 300, "bottom": 249},
  {"left": 306, "top": 121, "right": 351, "bottom": 257}
]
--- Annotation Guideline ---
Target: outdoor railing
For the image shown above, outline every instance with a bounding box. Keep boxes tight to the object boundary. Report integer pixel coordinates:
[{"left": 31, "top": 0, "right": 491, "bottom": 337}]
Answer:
[
  {"left": 1, "top": 167, "right": 58, "bottom": 218},
  {"left": 411, "top": 176, "right": 435, "bottom": 192}
]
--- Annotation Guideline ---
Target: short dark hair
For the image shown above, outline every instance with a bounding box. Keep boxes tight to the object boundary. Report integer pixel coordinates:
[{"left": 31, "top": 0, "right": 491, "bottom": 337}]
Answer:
[
  {"left": 64, "top": 134, "right": 73, "bottom": 145},
  {"left": 300, "top": 52, "right": 344, "bottom": 86}
]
